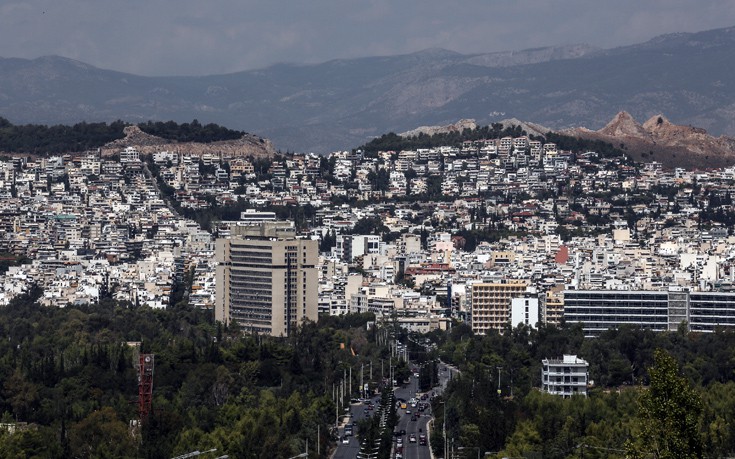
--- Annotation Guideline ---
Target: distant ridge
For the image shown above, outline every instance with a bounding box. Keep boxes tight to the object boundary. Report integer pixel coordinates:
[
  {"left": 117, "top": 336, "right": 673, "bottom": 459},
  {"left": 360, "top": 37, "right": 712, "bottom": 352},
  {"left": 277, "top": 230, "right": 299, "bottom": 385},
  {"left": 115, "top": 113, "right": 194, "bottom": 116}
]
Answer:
[{"left": 1, "top": 25, "right": 735, "bottom": 153}]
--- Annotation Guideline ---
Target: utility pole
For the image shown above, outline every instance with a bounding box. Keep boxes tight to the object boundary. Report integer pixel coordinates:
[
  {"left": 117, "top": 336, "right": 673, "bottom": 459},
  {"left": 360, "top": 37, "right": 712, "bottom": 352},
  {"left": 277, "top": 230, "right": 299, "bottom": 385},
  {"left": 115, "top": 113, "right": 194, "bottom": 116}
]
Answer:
[
  {"left": 510, "top": 368, "right": 514, "bottom": 398},
  {"left": 443, "top": 402, "right": 447, "bottom": 459}
]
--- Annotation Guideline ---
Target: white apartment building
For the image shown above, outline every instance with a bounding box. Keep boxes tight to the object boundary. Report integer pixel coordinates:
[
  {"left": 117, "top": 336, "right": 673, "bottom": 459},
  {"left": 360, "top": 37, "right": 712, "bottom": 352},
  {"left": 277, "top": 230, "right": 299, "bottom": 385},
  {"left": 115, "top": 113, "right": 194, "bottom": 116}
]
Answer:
[{"left": 541, "top": 355, "right": 589, "bottom": 398}]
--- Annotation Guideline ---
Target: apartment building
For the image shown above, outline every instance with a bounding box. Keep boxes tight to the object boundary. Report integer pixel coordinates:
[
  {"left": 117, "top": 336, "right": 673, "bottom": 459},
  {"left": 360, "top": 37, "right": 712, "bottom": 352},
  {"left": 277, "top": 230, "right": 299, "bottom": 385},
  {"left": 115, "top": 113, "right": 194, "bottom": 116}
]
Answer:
[{"left": 542, "top": 355, "right": 589, "bottom": 398}]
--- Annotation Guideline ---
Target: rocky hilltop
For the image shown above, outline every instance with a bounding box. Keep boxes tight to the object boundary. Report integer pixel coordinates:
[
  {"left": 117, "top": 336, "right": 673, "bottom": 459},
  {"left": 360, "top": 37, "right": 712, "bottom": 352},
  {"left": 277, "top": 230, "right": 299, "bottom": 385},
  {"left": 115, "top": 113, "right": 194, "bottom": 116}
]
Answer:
[
  {"left": 565, "top": 111, "right": 735, "bottom": 169},
  {"left": 101, "top": 126, "right": 277, "bottom": 159},
  {"left": 400, "top": 119, "right": 478, "bottom": 138}
]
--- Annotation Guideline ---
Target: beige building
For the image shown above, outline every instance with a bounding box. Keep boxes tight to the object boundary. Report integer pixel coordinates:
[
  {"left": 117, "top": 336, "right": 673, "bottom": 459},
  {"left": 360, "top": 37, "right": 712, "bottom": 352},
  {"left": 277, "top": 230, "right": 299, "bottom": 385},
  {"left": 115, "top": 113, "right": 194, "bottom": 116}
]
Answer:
[
  {"left": 215, "top": 222, "right": 318, "bottom": 336},
  {"left": 544, "top": 289, "right": 564, "bottom": 326},
  {"left": 470, "top": 280, "right": 527, "bottom": 334}
]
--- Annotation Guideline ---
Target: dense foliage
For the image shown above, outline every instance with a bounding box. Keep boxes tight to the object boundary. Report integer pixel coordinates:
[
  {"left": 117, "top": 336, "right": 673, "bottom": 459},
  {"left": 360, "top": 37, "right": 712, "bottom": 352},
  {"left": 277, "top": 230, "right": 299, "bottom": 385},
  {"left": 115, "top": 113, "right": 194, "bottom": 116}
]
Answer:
[
  {"left": 137, "top": 120, "right": 246, "bottom": 143},
  {"left": 430, "top": 323, "right": 735, "bottom": 459},
  {"left": 0, "top": 118, "right": 247, "bottom": 155},
  {"left": 4, "top": 280, "right": 735, "bottom": 458},
  {"left": 0, "top": 117, "right": 127, "bottom": 154},
  {"left": 359, "top": 124, "right": 527, "bottom": 154},
  {"left": 0, "top": 289, "right": 384, "bottom": 458}
]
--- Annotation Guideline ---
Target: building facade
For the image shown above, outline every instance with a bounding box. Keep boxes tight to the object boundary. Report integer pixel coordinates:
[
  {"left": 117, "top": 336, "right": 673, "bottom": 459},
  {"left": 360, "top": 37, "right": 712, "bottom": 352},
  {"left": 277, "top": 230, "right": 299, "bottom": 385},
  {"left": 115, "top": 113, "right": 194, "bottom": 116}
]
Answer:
[
  {"left": 510, "top": 296, "right": 540, "bottom": 329},
  {"left": 215, "top": 222, "right": 318, "bottom": 336},
  {"left": 541, "top": 355, "right": 589, "bottom": 398},
  {"left": 564, "top": 289, "right": 735, "bottom": 336},
  {"left": 470, "top": 280, "right": 527, "bottom": 334}
]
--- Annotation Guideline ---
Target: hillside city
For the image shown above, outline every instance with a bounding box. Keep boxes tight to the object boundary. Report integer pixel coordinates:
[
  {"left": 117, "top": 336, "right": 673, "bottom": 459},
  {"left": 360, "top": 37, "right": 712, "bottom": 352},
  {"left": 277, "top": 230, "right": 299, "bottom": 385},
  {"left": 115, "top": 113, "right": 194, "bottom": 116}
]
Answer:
[{"left": 3, "top": 132, "right": 735, "bottom": 339}]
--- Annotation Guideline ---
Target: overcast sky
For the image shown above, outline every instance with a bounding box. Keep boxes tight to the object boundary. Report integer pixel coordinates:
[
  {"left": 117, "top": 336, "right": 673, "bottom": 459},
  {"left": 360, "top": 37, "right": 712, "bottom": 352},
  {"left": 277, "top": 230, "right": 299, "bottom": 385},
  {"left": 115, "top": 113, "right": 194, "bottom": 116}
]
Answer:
[{"left": 2, "top": 0, "right": 735, "bottom": 76}]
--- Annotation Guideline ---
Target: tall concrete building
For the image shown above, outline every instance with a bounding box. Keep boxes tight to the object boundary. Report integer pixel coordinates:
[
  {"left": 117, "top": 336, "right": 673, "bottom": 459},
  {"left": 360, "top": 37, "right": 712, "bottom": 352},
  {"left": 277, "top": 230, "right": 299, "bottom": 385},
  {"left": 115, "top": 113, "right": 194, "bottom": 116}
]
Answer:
[
  {"left": 215, "top": 222, "right": 318, "bottom": 337},
  {"left": 470, "top": 280, "right": 528, "bottom": 334}
]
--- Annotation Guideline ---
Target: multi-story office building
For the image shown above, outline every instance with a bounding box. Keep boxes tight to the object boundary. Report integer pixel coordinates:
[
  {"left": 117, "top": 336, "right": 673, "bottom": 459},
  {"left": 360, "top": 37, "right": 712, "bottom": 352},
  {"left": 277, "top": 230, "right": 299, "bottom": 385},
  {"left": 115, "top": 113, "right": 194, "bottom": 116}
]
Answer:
[
  {"left": 542, "top": 355, "right": 589, "bottom": 398},
  {"left": 564, "top": 289, "right": 735, "bottom": 336},
  {"left": 564, "top": 290, "right": 670, "bottom": 337},
  {"left": 470, "top": 280, "right": 527, "bottom": 334},
  {"left": 215, "top": 221, "right": 318, "bottom": 337}
]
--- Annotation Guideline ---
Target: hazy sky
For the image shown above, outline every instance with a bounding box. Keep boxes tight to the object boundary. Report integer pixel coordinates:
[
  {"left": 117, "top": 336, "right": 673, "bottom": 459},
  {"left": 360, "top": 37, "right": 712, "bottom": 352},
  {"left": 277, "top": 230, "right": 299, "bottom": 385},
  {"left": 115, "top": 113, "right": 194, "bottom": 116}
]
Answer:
[{"left": 2, "top": 0, "right": 735, "bottom": 76}]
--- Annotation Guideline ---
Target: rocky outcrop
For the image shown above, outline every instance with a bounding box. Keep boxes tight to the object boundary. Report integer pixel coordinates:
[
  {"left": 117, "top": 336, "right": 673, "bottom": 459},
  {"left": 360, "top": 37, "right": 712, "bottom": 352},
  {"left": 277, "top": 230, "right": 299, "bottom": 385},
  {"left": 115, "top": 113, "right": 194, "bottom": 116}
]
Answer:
[
  {"left": 597, "top": 111, "right": 651, "bottom": 140},
  {"left": 101, "top": 125, "right": 277, "bottom": 159},
  {"left": 400, "top": 119, "right": 478, "bottom": 138},
  {"left": 564, "top": 111, "right": 735, "bottom": 169},
  {"left": 497, "top": 118, "right": 551, "bottom": 138}
]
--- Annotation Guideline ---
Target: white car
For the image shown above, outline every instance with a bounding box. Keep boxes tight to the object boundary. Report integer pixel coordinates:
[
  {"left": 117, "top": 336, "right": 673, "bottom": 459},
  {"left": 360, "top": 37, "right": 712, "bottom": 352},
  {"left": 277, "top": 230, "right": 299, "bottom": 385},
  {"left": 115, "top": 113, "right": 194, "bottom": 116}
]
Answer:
[{"left": 341, "top": 436, "right": 350, "bottom": 445}]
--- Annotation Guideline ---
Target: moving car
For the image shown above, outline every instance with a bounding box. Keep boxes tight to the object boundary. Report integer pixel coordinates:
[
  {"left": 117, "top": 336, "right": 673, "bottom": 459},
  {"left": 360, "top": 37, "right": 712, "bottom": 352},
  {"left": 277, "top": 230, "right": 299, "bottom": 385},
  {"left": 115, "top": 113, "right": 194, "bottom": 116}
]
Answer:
[{"left": 409, "top": 434, "right": 417, "bottom": 443}]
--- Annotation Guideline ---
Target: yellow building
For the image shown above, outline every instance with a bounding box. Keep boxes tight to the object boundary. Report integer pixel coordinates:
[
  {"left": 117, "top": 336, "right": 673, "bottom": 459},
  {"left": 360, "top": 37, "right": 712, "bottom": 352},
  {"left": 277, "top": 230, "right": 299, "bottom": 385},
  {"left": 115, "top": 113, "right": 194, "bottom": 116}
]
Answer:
[
  {"left": 544, "top": 290, "right": 564, "bottom": 326},
  {"left": 471, "top": 280, "right": 528, "bottom": 334}
]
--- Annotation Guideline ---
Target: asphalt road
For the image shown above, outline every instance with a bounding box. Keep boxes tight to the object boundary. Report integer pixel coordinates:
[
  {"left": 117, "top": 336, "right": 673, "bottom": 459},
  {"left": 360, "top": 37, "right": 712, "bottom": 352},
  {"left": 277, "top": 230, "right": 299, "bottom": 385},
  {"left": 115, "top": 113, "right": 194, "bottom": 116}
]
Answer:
[
  {"left": 332, "top": 394, "right": 382, "bottom": 459},
  {"left": 332, "top": 362, "right": 456, "bottom": 459}
]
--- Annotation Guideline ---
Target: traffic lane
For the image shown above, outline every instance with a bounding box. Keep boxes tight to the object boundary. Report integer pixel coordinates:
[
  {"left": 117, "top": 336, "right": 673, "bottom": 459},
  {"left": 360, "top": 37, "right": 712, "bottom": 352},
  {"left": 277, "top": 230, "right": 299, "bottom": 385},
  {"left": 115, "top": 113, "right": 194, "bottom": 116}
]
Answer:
[
  {"left": 395, "top": 407, "right": 431, "bottom": 459},
  {"left": 333, "top": 434, "right": 360, "bottom": 459},
  {"left": 334, "top": 399, "right": 377, "bottom": 459}
]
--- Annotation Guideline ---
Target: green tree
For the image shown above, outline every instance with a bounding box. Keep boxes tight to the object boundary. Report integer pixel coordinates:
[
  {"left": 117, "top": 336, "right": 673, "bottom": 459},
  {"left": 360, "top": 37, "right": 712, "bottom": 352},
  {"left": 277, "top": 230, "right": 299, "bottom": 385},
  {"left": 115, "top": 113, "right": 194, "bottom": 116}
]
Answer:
[{"left": 626, "top": 349, "right": 703, "bottom": 459}]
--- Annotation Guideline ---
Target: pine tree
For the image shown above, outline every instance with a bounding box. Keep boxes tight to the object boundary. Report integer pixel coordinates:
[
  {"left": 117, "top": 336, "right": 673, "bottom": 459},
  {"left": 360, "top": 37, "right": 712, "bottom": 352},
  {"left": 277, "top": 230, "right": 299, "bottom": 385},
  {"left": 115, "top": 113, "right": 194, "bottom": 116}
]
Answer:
[{"left": 626, "top": 349, "right": 703, "bottom": 459}]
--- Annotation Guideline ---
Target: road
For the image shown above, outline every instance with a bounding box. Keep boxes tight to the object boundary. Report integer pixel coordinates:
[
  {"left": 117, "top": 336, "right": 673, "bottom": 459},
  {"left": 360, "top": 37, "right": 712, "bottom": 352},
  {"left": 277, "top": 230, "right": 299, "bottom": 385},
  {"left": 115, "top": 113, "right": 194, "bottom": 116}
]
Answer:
[
  {"left": 332, "top": 394, "right": 382, "bottom": 459},
  {"left": 332, "top": 362, "right": 456, "bottom": 459}
]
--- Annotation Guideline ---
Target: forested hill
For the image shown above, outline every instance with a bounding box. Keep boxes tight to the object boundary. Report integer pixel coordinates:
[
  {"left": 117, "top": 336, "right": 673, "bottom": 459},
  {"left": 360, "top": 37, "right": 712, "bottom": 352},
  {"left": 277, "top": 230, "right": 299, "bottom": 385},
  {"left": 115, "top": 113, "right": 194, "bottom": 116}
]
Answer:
[
  {"left": 0, "top": 118, "right": 248, "bottom": 155},
  {"left": 360, "top": 123, "right": 628, "bottom": 159}
]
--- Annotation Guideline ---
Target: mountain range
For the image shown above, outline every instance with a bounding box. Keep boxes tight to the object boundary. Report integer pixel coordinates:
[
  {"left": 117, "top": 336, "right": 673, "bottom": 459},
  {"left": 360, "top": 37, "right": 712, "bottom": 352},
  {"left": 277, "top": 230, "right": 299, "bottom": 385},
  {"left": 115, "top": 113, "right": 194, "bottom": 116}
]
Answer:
[{"left": 1, "top": 25, "right": 735, "bottom": 154}]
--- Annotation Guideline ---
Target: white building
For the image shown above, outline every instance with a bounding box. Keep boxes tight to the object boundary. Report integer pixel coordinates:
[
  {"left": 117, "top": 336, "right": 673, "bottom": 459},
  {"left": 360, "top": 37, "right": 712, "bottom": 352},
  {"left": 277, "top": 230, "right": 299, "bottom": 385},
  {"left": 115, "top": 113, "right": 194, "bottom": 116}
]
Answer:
[
  {"left": 541, "top": 355, "right": 589, "bottom": 398},
  {"left": 510, "top": 296, "right": 540, "bottom": 328},
  {"left": 120, "top": 146, "right": 140, "bottom": 163}
]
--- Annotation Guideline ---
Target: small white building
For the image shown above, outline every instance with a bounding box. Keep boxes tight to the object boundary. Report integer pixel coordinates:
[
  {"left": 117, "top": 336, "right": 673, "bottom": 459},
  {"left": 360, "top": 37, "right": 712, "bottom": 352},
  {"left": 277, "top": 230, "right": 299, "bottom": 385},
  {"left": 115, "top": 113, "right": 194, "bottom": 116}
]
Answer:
[
  {"left": 120, "top": 146, "right": 140, "bottom": 163},
  {"left": 541, "top": 354, "right": 589, "bottom": 398}
]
